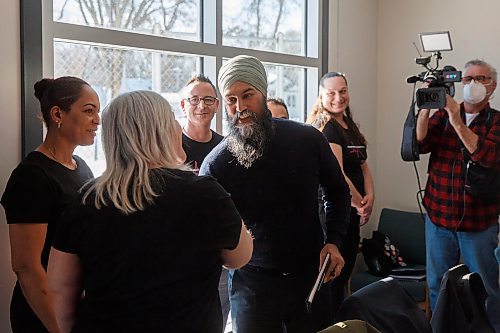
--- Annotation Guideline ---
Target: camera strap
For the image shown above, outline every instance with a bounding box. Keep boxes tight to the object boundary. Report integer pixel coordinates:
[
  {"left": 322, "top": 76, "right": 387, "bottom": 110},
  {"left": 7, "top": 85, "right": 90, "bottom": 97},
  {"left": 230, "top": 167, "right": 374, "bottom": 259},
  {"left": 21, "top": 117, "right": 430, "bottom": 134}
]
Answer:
[{"left": 401, "top": 85, "right": 420, "bottom": 161}]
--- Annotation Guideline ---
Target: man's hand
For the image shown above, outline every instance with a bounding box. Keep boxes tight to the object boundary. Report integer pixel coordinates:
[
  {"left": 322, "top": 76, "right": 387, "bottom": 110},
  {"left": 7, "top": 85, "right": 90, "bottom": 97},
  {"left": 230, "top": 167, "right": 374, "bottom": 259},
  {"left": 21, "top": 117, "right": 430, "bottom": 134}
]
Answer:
[
  {"left": 320, "top": 243, "right": 344, "bottom": 283},
  {"left": 444, "top": 95, "right": 462, "bottom": 126}
]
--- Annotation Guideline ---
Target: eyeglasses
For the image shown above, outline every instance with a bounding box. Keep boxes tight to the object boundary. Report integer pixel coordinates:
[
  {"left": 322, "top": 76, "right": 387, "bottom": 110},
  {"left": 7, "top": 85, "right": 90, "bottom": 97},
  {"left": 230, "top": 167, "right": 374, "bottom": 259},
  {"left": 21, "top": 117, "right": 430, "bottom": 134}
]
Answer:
[
  {"left": 184, "top": 96, "right": 218, "bottom": 106},
  {"left": 461, "top": 75, "right": 493, "bottom": 85}
]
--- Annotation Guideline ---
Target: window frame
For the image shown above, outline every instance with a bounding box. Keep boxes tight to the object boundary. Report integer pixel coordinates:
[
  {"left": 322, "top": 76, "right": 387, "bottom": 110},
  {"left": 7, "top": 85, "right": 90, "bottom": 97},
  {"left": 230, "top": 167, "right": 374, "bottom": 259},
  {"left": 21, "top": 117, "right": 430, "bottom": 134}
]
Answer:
[{"left": 20, "top": 0, "right": 329, "bottom": 157}]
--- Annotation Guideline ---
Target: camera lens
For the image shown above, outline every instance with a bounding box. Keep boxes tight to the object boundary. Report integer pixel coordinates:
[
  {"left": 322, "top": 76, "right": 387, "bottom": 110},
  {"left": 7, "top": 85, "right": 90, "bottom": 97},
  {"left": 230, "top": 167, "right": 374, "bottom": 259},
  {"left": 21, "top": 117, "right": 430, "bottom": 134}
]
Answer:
[{"left": 429, "top": 92, "right": 439, "bottom": 102}]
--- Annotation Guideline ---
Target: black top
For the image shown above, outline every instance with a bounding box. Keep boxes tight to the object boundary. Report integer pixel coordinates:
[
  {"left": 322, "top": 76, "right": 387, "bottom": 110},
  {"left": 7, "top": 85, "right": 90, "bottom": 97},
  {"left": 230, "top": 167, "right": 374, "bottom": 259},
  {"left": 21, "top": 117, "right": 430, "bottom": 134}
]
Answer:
[
  {"left": 1, "top": 151, "right": 93, "bottom": 269},
  {"left": 1, "top": 151, "right": 93, "bottom": 332},
  {"left": 182, "top": 130, "right": 223, "bottom": 171},
  {"left": 52, "top": 169, "right": 242, "bottom": 333},
  {"left": 323, "top": 120, "right": 367, "bottom": 195},
  {"left": 200, "top": 119, "right": 351, "bottom": 272}
]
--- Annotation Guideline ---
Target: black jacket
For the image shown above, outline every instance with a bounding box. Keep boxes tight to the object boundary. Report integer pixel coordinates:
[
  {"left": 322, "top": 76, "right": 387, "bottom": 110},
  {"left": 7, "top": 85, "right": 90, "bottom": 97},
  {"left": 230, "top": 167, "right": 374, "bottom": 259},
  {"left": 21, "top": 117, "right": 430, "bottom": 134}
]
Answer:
[{"left": 430, "top": 264, "right": 494, "bottom": 333}]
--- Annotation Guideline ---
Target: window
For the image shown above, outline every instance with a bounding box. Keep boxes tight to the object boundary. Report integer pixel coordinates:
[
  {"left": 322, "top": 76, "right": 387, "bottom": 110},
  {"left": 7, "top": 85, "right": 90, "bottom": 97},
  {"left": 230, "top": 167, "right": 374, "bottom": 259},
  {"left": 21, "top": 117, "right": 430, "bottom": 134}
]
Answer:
[
  {"left": 53, "top": 0, "right": 199, "bottom": 40},
  {"left": 223, "top": 0, "right": 305, "bottom": 56},
  {"left": 21, "top": 0, "right": 328, "bottom": 176},
  {"left": 265, "top": 63, "right": 316, "bottom": 122},
  {"left": 54, "top": 41, "right": 200, "bottom": 174}
]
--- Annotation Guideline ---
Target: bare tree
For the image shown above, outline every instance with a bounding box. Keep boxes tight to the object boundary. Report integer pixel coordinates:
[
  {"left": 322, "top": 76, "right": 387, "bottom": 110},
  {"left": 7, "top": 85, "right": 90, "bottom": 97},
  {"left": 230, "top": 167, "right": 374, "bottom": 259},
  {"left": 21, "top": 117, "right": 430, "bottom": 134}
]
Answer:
[
  {"left": 57, "top": 0, "right": 195, "bottom": 96},
  {"left": 225, "top": 0, "right": 295, "bottom": 52},
  {"left": 272, "top": 0, "right": 285, "bottom": 39}
]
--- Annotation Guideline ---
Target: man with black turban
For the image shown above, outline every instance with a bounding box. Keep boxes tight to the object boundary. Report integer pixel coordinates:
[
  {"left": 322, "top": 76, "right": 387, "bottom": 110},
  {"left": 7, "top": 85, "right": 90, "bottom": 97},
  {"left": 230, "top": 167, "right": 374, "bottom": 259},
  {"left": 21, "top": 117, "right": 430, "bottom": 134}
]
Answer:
[{"left": 200, "top": 55, "right": 351, "bottom": 333}]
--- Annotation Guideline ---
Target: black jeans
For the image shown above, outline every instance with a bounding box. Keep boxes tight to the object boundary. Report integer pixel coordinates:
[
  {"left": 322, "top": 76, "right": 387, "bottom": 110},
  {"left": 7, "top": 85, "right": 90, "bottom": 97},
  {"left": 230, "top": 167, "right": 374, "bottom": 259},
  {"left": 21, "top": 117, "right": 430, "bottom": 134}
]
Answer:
[
  {"left": 330, "top": 207, "right": 360, "bottom": 319},
  {"left": 318, "top": 192, "right": 360, "bottom": 320},
  {"left": 228, "top": 266, "right": 333, "bottom": 333}
]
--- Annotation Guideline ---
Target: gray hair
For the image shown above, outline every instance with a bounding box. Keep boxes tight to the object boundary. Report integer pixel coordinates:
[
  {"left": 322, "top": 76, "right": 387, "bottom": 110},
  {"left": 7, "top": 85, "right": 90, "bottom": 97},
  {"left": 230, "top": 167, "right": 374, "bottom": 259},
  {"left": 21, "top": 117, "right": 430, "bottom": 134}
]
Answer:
[
  {"left": 83, "top": 90, "right": 188, "bottom": 214},
  {"left": 218, "top": 55, "right": 268, "bottom": 97},
  {"left": 464, "top": 59, "right": 497, "bottom": 82}
]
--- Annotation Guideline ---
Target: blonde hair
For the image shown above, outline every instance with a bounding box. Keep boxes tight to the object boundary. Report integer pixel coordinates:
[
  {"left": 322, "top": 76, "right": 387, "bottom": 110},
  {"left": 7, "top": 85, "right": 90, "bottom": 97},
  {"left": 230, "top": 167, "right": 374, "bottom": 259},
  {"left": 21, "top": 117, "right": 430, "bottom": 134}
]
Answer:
[{"left": 83, "top": 90, "right": 189, "bottom": 214}]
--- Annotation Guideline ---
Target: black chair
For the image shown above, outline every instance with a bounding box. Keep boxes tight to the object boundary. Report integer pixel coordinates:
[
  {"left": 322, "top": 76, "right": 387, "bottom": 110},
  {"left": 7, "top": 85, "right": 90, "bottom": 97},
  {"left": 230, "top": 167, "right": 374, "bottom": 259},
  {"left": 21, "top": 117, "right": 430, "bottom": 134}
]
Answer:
[
  {"left": 338, "top": 277, "right": 432, "bottom": 333},
  {"left": 349, "top": 208, "right": 430, "bottom": 317},
  {"left": 430, "top": 264, "right": 495, "bottom": 333}
]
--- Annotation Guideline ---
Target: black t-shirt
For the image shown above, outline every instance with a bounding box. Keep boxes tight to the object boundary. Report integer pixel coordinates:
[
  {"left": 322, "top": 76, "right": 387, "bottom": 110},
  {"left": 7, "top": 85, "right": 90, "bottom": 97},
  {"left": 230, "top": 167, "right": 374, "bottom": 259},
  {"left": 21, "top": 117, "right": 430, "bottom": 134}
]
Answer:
[
  {"left": 1, "top": 151, "right": 93, "bottom": 331},
  {"left": 1, "top": 151, "right": 94, "bottom": 269},
  {"left": 52, "top": 169, "right": 241, "bottom": 333},
  {"left": 182, "top": 130, "right": 223, "bottom": 171},
  {"left": 322, "top": 120, "right": 367, "bottom": 196},
  {"left": 200, "top": 119, "right": 351, "bottom": 272}
]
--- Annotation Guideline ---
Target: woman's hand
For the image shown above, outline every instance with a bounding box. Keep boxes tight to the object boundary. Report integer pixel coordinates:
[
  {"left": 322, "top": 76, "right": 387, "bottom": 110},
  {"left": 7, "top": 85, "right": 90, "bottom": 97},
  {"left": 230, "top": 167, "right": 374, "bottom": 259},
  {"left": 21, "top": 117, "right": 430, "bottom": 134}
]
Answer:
[
  {"left": 9, "top": 224, "right": 62, "bottom": 333},
  {"left": 357, "top": 194, "right": 374, "bottom": 226},
  {"left": 350, "top": 190, "right": 364, "bottom": 209}
]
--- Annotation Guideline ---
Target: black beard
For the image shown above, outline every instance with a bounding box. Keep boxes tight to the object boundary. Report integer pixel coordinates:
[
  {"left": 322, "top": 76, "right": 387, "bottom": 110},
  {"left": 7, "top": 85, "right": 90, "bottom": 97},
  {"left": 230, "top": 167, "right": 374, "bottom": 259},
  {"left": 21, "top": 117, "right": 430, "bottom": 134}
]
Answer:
[{"left": 226, "top": 106, "right": 273, "bottom": 169}]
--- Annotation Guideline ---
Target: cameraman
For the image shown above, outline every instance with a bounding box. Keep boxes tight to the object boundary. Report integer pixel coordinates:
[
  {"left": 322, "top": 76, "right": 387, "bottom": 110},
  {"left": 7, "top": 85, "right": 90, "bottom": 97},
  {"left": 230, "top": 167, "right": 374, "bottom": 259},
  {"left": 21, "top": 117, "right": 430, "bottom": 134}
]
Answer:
[{"left": 416, "top": 59, "right": 499, "bottom": 330}]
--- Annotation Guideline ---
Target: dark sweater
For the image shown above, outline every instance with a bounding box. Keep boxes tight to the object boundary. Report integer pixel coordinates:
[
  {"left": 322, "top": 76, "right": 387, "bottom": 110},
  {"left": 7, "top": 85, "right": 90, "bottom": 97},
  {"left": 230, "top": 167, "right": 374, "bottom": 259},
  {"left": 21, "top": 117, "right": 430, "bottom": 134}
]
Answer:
[{"left": 200, "top": 119, "right": 350, "bottom": 271}]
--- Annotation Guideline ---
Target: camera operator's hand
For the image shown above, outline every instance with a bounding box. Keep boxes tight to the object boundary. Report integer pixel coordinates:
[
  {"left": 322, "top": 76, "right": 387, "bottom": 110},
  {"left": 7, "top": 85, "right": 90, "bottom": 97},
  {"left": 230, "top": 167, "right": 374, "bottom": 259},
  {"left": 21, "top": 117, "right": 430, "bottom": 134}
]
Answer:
[
  {"left": 444, "top": 95, "right": 462, "bottom": 127},
  {"left": 416, "top": 108, "right": 431, "bottom": 141},
  {"left": 444, "top": 94, "right": 480, "bottom": 155}
]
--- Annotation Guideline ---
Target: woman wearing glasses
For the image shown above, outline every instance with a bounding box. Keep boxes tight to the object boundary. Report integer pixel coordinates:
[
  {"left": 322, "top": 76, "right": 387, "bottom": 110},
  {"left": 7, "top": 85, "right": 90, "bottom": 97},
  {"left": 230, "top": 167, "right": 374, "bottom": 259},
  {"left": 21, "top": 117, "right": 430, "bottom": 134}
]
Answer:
[
  {"left": 307, "top": 72, "right": 375, "bottom": 319},
  {"left": 47, "top": 90, "right": 252, "bottom": 333},
  {"left": 180, "top": 75, "right": 223, "bottom": 173}
]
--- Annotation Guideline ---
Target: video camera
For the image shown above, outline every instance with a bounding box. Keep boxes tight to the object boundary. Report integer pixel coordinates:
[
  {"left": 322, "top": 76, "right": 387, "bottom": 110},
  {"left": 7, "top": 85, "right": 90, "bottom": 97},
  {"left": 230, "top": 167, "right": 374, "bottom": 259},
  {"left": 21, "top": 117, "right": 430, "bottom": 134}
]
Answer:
[{"left": 406, "top": 31, "right": 462, "bottom": 109}]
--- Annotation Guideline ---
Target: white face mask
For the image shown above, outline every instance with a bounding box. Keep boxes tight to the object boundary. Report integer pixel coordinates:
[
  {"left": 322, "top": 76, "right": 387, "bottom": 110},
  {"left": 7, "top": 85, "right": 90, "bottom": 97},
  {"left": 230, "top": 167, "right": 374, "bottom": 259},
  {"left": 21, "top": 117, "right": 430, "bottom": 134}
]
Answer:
[{"left": 463, "top": 80, "right": 487, "bottom": 104}]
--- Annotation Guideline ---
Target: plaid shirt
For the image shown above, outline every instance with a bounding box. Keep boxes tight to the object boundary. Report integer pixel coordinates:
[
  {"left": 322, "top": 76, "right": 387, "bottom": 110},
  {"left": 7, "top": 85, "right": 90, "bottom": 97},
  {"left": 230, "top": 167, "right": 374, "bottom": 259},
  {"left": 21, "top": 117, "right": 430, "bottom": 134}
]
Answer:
[{"left": 418, "top": 103, "right": 500, "bottom": 231}]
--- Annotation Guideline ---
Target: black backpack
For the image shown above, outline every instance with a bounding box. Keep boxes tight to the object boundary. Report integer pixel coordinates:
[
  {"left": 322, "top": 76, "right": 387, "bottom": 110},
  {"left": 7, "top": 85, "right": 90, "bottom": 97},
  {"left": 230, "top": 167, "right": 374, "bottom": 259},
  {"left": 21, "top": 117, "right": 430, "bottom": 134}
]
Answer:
[
  {"left": 361, "top": 231, "right": 406, "bottom": 277},
  {"left": 461, "top": 110, "right": 500, "bottom": 197}
]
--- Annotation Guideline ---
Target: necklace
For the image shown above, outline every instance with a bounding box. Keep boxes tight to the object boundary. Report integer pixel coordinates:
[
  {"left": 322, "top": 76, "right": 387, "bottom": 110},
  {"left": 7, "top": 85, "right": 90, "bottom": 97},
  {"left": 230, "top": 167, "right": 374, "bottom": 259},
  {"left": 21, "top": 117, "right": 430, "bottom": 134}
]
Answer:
[{"left": 46, "top": 145, "right": 77, "bottom": 170}]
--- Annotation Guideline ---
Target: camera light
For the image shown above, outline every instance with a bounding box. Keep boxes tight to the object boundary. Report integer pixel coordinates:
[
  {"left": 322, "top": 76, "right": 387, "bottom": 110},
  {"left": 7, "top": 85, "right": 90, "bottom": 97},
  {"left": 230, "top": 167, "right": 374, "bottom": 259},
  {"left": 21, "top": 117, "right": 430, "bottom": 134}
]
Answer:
[{"left": 420, "top": 31, "right": 453, "bottom": 53}]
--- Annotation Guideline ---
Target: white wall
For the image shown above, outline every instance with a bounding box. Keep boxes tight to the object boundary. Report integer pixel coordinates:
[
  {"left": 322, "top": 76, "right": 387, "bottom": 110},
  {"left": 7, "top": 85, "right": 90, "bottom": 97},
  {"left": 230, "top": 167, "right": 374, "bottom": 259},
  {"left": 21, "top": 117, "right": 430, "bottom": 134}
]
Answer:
[
  {"left": 376, "top": 0, "right": 500, "bottom": 215},
  {"left": 327, "top": 0, "right": 500, "bottom": 285},
  {"left": 329, "top": 0, "right": 379, "bottom": 237},
  {"left": 329, "top": 0, "right": 500, "bottom": 230},
  {"left": 0, "top": 0, "right": 21, "bottom": 331}
]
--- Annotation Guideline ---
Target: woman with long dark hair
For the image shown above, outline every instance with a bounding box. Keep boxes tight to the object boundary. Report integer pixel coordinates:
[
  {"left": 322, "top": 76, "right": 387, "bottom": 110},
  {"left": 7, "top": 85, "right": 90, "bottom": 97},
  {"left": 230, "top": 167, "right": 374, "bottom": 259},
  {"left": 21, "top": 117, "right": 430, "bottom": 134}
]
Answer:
[{"left": 307, "top": 72, "right": 375, "bottom": 317}]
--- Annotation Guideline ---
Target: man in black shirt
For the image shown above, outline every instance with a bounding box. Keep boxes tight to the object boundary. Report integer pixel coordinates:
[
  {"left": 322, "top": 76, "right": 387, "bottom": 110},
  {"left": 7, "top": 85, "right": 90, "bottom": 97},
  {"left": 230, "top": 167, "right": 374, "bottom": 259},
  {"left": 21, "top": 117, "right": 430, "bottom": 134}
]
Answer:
[
  {"left": 180, "top": 75, "right": 229, "bottom": 331},
  {"left": 181, "top": 74, "right": 223, "bottom": 173},
  {"left": 200, "top": 55, "right": 351, "bottom": 333}
]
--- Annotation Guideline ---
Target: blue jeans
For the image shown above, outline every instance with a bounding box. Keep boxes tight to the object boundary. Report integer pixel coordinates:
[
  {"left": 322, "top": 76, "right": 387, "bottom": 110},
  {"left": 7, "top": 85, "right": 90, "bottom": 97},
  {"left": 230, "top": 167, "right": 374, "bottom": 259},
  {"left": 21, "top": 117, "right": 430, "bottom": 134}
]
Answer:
[
  {"left": 228, "top": 266, "right": 332, "bottom": 333},
  {"left": 426, "top": 216, "right": 499, "bottom": 331}
]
